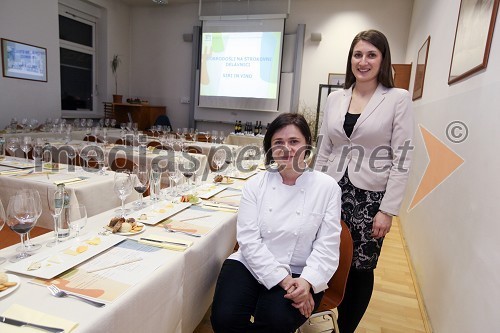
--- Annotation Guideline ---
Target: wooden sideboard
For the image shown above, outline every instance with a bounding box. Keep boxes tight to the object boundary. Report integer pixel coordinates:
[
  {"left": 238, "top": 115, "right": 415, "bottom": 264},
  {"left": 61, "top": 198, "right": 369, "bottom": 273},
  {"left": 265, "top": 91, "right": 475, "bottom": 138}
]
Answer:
[{"left": 112, "top": 103, "right": 166, "bottom": 130}]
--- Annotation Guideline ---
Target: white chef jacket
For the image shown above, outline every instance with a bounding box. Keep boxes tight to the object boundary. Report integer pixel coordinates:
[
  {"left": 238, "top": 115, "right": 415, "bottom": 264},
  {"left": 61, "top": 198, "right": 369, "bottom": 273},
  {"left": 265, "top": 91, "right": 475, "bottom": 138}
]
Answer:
[{"left": 228, "top": 169, "right": 342, "bottom": 293}]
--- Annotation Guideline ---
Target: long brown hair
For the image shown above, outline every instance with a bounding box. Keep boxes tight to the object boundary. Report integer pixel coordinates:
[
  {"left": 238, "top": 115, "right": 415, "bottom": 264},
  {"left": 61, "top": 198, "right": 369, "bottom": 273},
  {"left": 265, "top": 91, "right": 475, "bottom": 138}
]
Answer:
[{"left": 344, "top": 29, "right": 394, "bottom": 89}]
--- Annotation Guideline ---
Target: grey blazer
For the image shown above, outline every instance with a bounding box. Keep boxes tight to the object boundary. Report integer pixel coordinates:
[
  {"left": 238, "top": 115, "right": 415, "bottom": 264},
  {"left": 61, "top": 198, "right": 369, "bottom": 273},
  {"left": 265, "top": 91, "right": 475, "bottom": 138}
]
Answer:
[{"left": 314, "top": 83, "right": 414, "bottom": 215}]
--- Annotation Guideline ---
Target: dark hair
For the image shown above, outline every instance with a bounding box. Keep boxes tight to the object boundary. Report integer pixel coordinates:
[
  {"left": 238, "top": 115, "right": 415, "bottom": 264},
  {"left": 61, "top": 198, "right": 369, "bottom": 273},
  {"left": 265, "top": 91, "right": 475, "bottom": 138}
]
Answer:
[
  {"left": 263, "top": 113, "right": 312, "bottom": 165},
  {"left": 344, "top": 29, "right": 394, "bottom": 89}
]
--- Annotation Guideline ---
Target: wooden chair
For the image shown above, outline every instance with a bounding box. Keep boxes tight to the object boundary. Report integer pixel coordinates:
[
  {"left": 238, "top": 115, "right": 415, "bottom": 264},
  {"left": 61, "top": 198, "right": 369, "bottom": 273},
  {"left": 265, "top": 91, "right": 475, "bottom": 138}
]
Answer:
[
  {"left": 84, "top": 135, "right": 103, "bottom": 143},
  {"left": 114, "top": 138, "right": 133, "bottom": 146},
  {"left": 147, "top": 141, "right": 162, "bottom": 148},
  {"left": 103, "top": 102, "right": 114, "bottom": 119},
  {"left": 185, "top": 145, "right": 202, "bottom": 154},
  {"left": 110, "top": 157, "right": 136, "bottom": 172},
  {"left": 1, "top": 226, "right": 51, "bottom": 250},
  {"left": 297, "top": 220, "right": 353, "bottom": 333}
]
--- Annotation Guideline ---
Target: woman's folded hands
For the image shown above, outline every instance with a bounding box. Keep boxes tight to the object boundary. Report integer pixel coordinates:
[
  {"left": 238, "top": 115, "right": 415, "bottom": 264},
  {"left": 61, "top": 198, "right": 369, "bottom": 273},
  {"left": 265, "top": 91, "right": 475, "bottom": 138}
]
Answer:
[{"left": 280, "top": 276, "right": 315, "bottom": 318}]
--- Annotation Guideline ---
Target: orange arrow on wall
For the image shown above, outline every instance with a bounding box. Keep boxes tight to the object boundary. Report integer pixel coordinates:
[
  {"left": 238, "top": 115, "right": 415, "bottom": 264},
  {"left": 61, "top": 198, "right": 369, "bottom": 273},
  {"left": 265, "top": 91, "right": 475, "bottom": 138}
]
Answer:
[{"left": 408, "top": 125, "right": 465, "bottom": 211}]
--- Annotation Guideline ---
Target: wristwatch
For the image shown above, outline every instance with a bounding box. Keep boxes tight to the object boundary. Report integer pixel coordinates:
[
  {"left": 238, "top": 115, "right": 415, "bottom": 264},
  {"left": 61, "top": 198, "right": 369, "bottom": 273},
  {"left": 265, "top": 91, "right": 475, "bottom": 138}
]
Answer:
[{"left": 379, "top": 210, "right": 395, "bottom": 217}]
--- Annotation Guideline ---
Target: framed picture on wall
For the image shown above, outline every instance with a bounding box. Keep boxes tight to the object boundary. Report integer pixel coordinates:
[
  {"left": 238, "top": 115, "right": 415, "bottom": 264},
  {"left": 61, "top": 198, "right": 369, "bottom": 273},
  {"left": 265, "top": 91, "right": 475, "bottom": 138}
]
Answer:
[
  {"left": 327, "top": 73, "right": 345, "bottom": 86},
  {"left": 413, "top": 36, "right": 430, "bottom": 101},
  {"left": 448, "top": 0, "right": 499, "bottom": 84},
  {"left": 1, "top": 38, "right": 47, "bottom": 82}
]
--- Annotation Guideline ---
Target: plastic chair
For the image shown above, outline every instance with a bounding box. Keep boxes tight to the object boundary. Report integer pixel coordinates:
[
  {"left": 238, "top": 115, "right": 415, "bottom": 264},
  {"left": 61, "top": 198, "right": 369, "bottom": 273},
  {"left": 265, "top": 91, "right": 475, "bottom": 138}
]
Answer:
[{"left": 297, "top": 220, "right": 353, "bottom": 333}]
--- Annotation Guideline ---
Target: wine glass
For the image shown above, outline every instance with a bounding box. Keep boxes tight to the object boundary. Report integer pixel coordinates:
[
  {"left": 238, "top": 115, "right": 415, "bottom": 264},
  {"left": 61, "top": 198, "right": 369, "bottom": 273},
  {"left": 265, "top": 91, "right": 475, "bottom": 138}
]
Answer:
[
  {"left": 219, "top": 131, "right": 225, "bottom": 144},
  {"left": 68, "top": 204, "right": 87, "bottom": 241},
  {"left": 182, "top": 160, "right": 195, "bottom": 191},
  {"left": 167, "top": 163, "right": 181, "bottom": 197},
  {"left": 212, "top": 130, "right": 218, "bottom": 144},
  {"left": 104, "top": 118, "right": 110, "bottom": 128},
  {"left": 204, "top": 131, "right": 211, "bottom": 143},
  {"left": 213, "top": 149, "right": 226, "bottom": 175},
  {"left": 133, "top": 166, "right": 149, "bottom": 208},
  {"left": 6, "top": 189, "right": 42, "bottom": 262},
  {"left": 114, "top": 170, "right": 133, "bottom": 216},
  {"left": 0, "top": 200, "right": 7, "bottom": 264},
  {"left": 66, "top": 146, "right": 76, "bottom": 167},
  {"left": 7, "top": 137, "right": 20, "bottom": 157},
  {"left": 20, "top": 136, "right": 32, "bottom": 162}
]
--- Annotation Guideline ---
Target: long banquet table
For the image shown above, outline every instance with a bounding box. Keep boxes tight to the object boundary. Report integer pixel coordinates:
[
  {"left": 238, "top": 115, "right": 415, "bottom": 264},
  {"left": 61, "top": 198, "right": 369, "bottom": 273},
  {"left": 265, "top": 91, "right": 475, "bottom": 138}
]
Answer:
[
  {"left": 0, "top": 157, "right": 139, "bottom": 229},
  {"left": 0, "top": 181, "right": 241, "bottom": 332}
]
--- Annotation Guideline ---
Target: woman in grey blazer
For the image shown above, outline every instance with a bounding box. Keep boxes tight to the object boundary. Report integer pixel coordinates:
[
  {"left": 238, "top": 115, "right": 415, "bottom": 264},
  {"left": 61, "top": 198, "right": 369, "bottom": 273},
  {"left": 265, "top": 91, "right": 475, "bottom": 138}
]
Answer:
[{"left": 315, "top": 29, "right": 414, "bottom": 333}]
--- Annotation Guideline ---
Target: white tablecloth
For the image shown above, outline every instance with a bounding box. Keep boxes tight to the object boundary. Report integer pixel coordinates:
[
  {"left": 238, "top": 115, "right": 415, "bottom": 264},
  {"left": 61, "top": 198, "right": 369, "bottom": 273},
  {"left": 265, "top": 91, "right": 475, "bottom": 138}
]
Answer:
[
  {"left": 0, "top": 194, "right": 238, "bottom": 333},
  {"left": 225, "top": 133, "right": 264, "bottom": 147},
  {"left": 0, "top": 158, "right": 139, "bottom": 229}
]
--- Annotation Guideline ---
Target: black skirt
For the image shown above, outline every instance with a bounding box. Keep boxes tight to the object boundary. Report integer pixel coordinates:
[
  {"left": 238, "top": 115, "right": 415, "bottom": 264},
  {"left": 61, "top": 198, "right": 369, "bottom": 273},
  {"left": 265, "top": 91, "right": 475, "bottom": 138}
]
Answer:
[{"left": 338, "top": 171, "right": 386, "bottom": 270}]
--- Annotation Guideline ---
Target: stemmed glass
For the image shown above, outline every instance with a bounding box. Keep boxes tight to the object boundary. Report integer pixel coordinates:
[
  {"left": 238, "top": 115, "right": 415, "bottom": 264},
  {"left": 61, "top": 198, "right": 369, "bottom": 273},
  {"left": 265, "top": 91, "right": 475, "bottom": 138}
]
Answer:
[
  {"left": 114, "top": 170, "right": 133, "bottom": 216},
  {"left": 7, "top": 137, "right": 20, "bottom": 157},
  {"left": 204, "top": 131, "right": 211, "bottom": 143},
  {"left": 182, "top": 160, "right": 195, "bottom": 191},
  {"left": 0, "top": 200, "right": 7, "bottom": 264},
  {"left": 66, "top": 146, "right": 76, "bottom": 166},
  {"left": 133, "top": 166, "right": 149, "bottom": 209},
  {"left": 104, "top": 118, "right": 110, "bottom": 128},
  {"left": 219, "top": 131, "right": 225, "bottom": 144},
  {"left": 20, "top": 136, "right": 32, "bottom": 162},
  {"left": 167, "top": 163, "right": 181, "bottom": 197},
  {"left": 46, "top": 188, "right": 63, "bottom": 247},
  {"left": 68, "top": 204, "right": 87, "bottom": 241},
  {"left": 213, "top": 149, "right": 226, "bottom": 175},
  {"left": 212, "top": 130, "right": 218, "bottom": 144},
  {"left": 6, "top": 189, "right": 42, "bottom": 262}
]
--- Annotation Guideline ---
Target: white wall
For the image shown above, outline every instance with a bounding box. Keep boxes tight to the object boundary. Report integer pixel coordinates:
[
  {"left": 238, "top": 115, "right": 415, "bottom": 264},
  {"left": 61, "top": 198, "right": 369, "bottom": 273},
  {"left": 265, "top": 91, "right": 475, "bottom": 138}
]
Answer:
[
  {"left": 127, "top": 0, "right": 413, "bottom": 129},
  {"left": 0, "top": 0, "right": 131, "bottom": 127},
  {"left": 0, "top": 0, "right": 60, "bottom": 126},
  {"left": 401, "top": 0, "right": 500, "bottom": 331}
]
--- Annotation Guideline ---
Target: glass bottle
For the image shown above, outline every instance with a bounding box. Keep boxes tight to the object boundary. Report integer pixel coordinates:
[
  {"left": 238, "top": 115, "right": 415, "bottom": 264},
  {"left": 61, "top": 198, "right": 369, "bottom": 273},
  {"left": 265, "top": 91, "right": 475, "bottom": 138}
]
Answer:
[
  {"left": 0, "top": 136, "right": 5, "bottom": 161},
  {"left": 55, "top": 184, "right": 70, "bottom": 239}
]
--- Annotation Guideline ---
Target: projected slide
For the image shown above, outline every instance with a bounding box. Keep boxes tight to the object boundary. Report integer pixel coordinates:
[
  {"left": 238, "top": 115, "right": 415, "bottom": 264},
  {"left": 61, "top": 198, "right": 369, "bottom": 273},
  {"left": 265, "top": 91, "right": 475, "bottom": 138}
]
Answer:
[{"left": 200, "top": 31, "right": 282, "bottom": 99}]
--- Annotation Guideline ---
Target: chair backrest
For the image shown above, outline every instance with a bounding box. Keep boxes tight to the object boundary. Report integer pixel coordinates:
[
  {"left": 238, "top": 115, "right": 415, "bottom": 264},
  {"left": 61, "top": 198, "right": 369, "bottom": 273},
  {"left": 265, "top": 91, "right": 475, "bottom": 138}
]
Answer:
[
  {"left": 315, "top": 220, "right": 353, "bottom": 312},
  {"left": 185, "top": 146, "right": 202, "bottom": 154},
  {"left": 84, "top": 135, "right": 103, "bottom": 143},
  {"left": 103, "top": 102, "right": 114, "bottom": 119},
  {"left": 110, "top": 157, "right": 136, "bottom": 172}
]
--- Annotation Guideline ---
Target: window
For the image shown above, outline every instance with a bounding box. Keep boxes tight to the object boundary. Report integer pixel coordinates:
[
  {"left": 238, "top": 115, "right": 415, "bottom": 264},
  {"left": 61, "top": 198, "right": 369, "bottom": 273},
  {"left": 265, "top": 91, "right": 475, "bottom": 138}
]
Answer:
[{"left": 59, "top": 5, "right": 97, "bottom": 117}]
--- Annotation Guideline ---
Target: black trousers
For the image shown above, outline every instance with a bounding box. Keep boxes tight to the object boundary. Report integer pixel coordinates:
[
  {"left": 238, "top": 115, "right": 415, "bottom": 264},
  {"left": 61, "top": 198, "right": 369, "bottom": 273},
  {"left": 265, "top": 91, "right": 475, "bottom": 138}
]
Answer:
[{"left": 211, "top": 259, "right": 324, "bottom": 333}]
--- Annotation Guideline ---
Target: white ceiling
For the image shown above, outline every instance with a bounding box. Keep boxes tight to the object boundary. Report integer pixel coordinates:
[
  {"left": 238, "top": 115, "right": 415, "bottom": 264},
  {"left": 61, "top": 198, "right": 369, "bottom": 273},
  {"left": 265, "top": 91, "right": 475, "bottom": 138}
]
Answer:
[{"left": 119, "top": 0, "right": 240, "bottom": 6}]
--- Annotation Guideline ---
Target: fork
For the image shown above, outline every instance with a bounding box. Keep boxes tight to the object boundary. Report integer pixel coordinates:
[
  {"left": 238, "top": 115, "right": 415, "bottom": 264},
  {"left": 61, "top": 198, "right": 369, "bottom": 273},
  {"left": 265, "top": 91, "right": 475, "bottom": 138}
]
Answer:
[{"left": 47, "top": 284, "right": 106, "bottom": 307}]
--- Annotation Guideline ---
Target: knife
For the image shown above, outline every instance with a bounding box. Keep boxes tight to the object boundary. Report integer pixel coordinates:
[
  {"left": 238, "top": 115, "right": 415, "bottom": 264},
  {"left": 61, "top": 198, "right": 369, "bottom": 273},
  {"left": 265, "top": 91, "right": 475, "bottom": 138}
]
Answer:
[
  {"left": 0, "top": 316, "right": 65, "bottom": 333},
  {"left": 139, "top": 238, "right": 189, "bottom": 247}
]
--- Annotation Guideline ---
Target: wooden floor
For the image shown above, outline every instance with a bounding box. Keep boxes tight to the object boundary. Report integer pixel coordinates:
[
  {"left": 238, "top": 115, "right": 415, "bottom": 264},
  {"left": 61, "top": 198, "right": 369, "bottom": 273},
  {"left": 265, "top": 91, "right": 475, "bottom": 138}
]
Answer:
[{"left": 194, "top": 218, "right": 429, "bottom": 333}]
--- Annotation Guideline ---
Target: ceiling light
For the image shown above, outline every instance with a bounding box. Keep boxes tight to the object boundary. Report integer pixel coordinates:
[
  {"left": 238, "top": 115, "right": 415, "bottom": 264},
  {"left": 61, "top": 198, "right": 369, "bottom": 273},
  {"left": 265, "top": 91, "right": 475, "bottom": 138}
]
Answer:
[{"left": 152, "top": 0, "right": 168, "bottom": 4}]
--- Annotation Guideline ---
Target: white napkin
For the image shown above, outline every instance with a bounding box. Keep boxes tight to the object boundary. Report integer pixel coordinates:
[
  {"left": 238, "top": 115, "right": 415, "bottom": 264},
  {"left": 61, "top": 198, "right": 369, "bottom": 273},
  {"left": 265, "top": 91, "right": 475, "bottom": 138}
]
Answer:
[{"left": 1, "top": 304, "right": 78, "bottom": 332}]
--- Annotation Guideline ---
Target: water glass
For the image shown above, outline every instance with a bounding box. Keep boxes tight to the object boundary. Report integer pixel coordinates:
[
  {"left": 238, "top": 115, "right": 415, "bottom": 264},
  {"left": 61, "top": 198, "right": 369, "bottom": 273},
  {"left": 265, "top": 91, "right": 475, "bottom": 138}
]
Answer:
[
  {"left": 68, "top": 204, "right": 87, "bottom": 241},
  {"left": 114, "top": 170, "right": 133, "bottom": 216}
]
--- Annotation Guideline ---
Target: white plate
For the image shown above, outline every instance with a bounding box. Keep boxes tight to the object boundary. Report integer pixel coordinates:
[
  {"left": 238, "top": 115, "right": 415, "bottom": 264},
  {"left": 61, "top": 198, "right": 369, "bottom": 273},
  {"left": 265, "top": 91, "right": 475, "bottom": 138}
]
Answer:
[
  {"left": 5, "top": 233, "right": 124, "bottom": 279},
  {"left": 175, "top": 196, "right": 202, "bottom": 205},
  {"left": 213, "top": 177, "right": 235, "bottom": 185},
  {"left": 230, "top": 171, "right": 258, "bottom": 180},
  {"left": 105, "top": 222, "right": 146, "bottom": 236},
  {"left": 0, "top": 274, "right": 21, "bottom": 298},
  {"left": 130, "top": 201, "right": 192, "bottom": 225},
  {"left": 0, "top": 160, "right": 33, "bottom": 169},
  {"left": 197, "top": 184, "right": 228, "bottom": 199}
]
